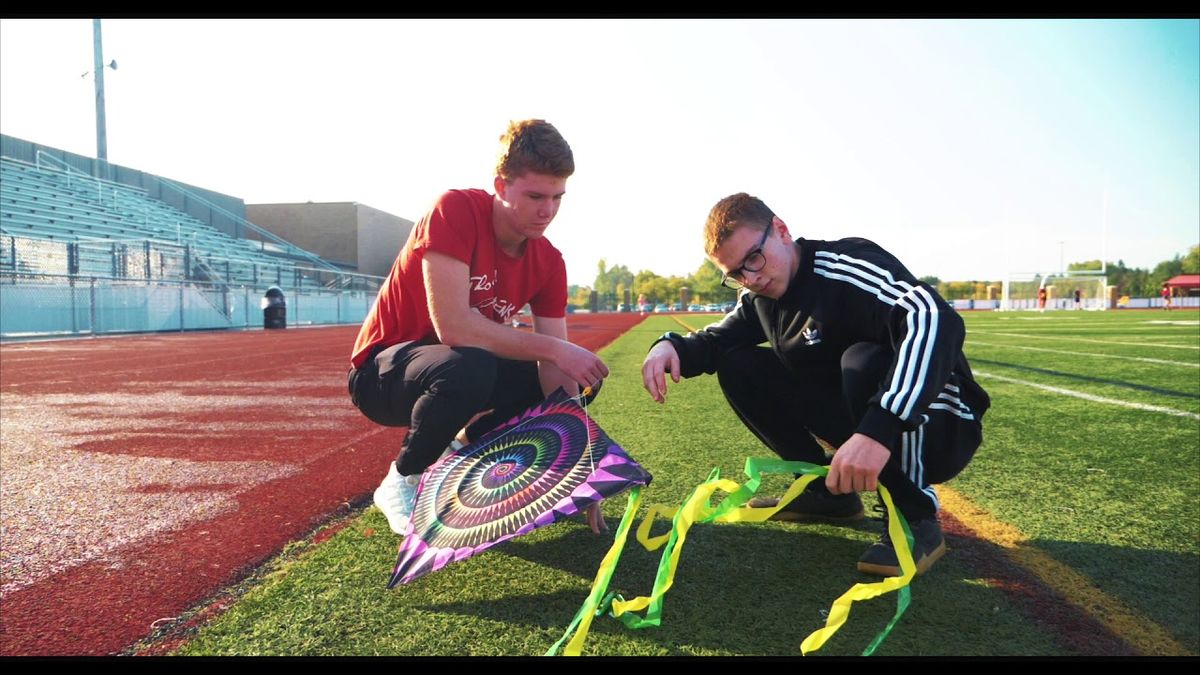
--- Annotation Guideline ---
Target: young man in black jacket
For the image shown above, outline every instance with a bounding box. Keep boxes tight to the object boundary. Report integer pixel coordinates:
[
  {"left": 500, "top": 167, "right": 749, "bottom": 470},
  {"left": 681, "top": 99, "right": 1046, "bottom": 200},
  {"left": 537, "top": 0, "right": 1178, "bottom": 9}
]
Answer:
[{"left": 641, "top": 193, "right": 990, "bottom": 576}]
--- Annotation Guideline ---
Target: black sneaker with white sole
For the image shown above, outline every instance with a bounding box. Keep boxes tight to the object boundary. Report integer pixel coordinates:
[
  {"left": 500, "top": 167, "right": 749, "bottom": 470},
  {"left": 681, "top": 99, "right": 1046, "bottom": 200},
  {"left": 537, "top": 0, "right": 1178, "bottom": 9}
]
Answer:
[{"left": 856, "top": 515, "right": 946, "bottom": 576}]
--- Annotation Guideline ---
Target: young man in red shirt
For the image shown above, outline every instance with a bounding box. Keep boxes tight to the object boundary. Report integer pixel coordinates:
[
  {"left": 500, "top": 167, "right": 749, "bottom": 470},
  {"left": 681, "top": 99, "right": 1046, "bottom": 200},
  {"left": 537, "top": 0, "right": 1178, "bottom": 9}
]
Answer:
[{"left": 349, "top": 120, "right": 608, "bottom": 536}]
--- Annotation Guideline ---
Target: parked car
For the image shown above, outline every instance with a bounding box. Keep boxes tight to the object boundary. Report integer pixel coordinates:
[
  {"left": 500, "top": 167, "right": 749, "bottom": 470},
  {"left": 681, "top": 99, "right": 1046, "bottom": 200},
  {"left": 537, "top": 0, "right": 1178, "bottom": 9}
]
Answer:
[{"left": 654, "top": 303, "right": 670, "bottom": 313}]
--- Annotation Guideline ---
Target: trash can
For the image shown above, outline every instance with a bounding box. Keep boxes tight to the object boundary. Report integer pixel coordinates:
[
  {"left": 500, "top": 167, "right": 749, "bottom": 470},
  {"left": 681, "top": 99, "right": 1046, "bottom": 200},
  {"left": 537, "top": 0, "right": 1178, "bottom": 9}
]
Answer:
[{"left": 262, "top": 286, "right": 287, "bottom": 329}]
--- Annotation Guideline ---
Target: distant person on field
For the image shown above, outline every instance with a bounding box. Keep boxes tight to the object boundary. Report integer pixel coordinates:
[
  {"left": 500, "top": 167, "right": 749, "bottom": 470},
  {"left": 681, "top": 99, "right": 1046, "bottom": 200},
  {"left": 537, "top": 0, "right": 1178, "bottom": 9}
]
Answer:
[
  {"left": 641, "top": 193, "right": 990, "bottom": 577},
  {"left": 1037, "top": 286, "right": 1047, "bottom": 312},
  {"left": 1073, "top": 288, "right": 1082, "bottom": 310},
  {"left": 348, "top": 120, "right": 608, "bottom": 537},
  {"left": 1162, "top": 284, "right": 1173, "bottom": 311}
]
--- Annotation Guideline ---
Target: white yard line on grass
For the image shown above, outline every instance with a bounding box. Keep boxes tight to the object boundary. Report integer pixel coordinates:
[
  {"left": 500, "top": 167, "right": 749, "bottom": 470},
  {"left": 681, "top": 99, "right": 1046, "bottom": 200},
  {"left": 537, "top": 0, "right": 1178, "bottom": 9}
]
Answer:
[
  {"left": 1143, "top": 320, "right": 1200, "bottom": 326},
  {"left": 974, "top": 371, "right": 1200, "bottom": 420},
  {"left": 969, "top": 341, "right": 1200, "bottom": 368},
  {"left": 989, "top": 318, "right": 1199, "bottom": 328},
  {"left": 970, "top": 331, "right": 1200, "bottom": 350},
  {"left": 978, "top": 321, "right": 1199, "bottom": 331}
]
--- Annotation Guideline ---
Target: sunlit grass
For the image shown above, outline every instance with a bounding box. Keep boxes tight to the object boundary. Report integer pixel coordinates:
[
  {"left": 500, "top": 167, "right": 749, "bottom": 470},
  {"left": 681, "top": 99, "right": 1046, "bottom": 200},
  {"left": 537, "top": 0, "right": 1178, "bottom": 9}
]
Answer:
[{"left": 172, "top": 309, "right": 1199, "bottom": 656}]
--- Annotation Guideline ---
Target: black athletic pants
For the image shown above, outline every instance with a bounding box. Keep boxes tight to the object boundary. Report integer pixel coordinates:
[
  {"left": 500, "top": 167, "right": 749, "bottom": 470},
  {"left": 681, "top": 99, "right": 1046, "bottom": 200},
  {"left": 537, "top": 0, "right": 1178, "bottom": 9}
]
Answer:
[
  {"left": 716, "top": 343, "right": 982, "bottom": 521},
  {"left": 348, "top": 340, "right": 543, "bottom": 476}
]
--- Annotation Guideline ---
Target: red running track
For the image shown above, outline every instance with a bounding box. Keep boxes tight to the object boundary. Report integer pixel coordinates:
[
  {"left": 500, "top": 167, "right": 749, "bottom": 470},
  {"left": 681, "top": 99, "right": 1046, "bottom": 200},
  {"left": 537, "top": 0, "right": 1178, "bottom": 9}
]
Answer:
[{"left": 0, "top": 313, "right": 645, "bottom": 656}]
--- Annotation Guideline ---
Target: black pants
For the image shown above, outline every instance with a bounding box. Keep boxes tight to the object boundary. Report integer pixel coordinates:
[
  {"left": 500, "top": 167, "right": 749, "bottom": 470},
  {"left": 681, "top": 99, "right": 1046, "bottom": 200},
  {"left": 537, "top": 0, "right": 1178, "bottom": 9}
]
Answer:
[
  {"left": 717, "top": 343, "right": 983, "bottom": 521},
  {"left": 348, "top": 341, "right": 543, "bottom": 476}
]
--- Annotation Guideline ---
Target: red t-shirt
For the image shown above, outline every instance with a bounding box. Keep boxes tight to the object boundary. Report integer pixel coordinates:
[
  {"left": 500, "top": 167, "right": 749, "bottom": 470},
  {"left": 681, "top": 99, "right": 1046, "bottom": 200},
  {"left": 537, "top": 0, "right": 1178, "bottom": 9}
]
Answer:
[{"left": 351, "top": 189, "right": 567, "bottom": 369}]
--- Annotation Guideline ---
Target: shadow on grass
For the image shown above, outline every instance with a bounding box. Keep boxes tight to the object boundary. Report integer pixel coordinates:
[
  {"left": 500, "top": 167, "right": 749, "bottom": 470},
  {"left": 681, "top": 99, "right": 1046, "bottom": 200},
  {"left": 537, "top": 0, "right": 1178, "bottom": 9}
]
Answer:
[
  {"left": 1028, "top": 538, "right": 1200, "bottom": 654},
  {"left": 941, "top": 511, "right": 1199, "bottom": 656},
  {"left": 411, "top": 516, "right": 1067, "bottom": 656}
]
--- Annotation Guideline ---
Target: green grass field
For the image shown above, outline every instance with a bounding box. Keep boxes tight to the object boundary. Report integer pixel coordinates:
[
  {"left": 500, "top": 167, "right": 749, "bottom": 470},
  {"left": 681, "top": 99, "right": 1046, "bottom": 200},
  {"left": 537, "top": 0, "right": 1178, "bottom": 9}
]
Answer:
[{"left": 164, "top": 309, "right": 1200, "bottom": 656}]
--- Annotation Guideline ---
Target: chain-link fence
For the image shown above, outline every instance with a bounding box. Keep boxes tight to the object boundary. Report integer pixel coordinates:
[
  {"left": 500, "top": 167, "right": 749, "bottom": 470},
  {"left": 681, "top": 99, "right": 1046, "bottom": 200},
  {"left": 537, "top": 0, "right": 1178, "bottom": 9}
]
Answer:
[{"left": 0, "top": 272, "right": 376, "bottom": 338}]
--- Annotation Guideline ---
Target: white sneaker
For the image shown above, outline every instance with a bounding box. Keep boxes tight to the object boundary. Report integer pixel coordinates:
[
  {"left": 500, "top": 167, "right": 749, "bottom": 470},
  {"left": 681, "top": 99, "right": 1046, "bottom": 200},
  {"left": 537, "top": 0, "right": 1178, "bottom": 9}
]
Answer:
[{"left": 374, "top": 462, "right": 419, "bottom": 535}]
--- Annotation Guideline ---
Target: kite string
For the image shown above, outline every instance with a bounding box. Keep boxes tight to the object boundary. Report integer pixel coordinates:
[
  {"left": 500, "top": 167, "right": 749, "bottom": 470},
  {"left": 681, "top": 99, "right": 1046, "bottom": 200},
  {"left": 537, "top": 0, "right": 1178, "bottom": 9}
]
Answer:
[{"left": 581, "top": 386, "right": 596, "bottom": 474}]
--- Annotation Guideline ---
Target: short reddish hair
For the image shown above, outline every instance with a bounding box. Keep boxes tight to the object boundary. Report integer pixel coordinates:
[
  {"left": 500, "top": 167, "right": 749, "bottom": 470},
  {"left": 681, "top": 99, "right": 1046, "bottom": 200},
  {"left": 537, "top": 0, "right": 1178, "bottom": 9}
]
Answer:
[
  {"left": 704, "top": 192, "right": 775, "bottom": 256},
  {"left": 495, "top": 119, "right": 574, "bottom": 181}
]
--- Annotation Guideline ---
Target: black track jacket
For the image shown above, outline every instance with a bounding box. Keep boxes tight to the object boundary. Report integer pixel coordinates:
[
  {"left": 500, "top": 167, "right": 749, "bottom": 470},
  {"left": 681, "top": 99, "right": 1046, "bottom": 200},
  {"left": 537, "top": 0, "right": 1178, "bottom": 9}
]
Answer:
[{"left": 656, "top": 237, "right": 990, "bottom": 449}]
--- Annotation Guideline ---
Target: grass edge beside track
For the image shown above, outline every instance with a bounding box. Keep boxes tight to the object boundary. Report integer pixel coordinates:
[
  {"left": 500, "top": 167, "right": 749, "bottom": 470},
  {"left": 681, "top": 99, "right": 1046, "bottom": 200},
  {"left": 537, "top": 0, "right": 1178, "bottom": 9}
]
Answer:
[{"left": 127, "top": 498, "right": 373, "bottom": 656}]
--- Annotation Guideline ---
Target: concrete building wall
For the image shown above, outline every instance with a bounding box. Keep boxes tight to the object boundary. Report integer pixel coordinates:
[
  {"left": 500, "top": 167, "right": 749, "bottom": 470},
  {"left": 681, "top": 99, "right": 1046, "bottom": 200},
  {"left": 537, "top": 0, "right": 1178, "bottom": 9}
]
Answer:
[
  {"left": 245, "top": 202, "right": 357, "bottom": 267},
  {"left": 245, "top": 202, "right": 412, "bottom": 277},
  {"left": 355, "top": 203, "right": 412, "bottom": 278}
]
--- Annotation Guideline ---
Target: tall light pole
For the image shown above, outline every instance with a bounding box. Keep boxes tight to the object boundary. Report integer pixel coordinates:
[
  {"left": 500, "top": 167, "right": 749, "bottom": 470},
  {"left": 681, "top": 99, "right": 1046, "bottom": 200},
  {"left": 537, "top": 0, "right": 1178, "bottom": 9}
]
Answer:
[
  {"left": 91, "top": 19, "right": 116, "bottom": 176},
  {"left": 93, "top": 19, "right": 107, "bottom": 162}
]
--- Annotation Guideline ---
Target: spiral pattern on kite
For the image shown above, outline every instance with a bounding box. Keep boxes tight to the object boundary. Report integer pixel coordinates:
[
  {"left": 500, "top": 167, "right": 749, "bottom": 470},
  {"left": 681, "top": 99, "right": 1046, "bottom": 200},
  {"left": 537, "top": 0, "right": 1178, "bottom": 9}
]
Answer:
[{"left": 413, "top": 412, "right": 596, "bottom": 549}]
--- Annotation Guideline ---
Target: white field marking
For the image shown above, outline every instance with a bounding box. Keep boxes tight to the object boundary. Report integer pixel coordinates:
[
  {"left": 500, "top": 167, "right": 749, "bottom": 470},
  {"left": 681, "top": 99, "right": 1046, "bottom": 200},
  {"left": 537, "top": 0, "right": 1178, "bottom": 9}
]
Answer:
[
  {"left": 972, "top": 320, "right": 1200, "bottom": 330},
  {"left": 1144, "top": 320, "right": 1200, "bottom": 326},
  {"left": 969, "top": 331, "right": 1200, "bottom": 350},
  {"left": 1042, "top": 325, "right": 1196, "bottom": 331},
  {"left": 974, "top": 371, "right": 1200, "bottom": 420},
  {"left": 969, "top": 341, "right": 1200, "bottom": 368},
  {"left": 987, "top": 315, "right": 1181, "bottom": 321}
]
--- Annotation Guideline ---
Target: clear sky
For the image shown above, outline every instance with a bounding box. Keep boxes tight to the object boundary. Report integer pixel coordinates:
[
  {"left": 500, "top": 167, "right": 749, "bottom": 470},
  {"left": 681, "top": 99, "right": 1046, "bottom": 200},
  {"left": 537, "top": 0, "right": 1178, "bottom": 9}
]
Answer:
[{"left": 2, "top": 18, "right": 1197, "bottom": 286}]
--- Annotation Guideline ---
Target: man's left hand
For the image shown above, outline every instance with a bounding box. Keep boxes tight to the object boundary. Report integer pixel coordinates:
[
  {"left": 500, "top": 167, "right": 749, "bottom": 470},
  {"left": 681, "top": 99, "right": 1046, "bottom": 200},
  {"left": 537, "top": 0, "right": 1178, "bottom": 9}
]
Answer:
[{"left": 826, "top": 433, "right": 890, "bottom": 494}]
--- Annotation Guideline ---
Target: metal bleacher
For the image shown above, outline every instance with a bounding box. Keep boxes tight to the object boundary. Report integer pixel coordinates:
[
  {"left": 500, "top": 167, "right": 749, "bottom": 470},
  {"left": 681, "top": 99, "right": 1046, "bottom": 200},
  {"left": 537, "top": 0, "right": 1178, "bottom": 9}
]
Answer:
[{"left": 0, "top": 155, "right": 334, "bottom": 287}]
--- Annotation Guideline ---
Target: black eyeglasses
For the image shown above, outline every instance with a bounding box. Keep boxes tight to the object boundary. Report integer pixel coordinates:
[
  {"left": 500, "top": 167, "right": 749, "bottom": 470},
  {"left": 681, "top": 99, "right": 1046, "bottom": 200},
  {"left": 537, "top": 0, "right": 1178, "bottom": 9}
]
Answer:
[{"left": 720, "top": 221, "right": 772, "bottom": 290}]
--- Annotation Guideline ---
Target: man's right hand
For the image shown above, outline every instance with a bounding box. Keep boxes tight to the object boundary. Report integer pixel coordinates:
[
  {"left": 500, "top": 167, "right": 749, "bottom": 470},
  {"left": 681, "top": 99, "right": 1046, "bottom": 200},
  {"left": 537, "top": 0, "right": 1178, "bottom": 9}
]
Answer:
[
  {"left": 554, "top": 341, "right": 609, "bottom": 390},
  {"left": 641, "top": 340, "right": 680, "bottom": 403}
]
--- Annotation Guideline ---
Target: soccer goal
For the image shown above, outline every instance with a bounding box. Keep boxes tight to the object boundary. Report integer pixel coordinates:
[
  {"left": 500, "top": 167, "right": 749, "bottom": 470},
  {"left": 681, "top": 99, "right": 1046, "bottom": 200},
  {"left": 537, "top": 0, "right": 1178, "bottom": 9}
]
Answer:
[{"left": 1000, "top": 272, "right": 1110, "bottom": 311}]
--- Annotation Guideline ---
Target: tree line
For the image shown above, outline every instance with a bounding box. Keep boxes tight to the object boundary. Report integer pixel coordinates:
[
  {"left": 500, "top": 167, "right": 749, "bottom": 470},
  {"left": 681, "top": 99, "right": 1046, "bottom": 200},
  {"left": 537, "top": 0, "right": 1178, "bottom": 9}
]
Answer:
[
  {"left": 571, "top": 259, "right": 738, "bottom": 310},
  {"left": 918, "top": 245, "right": 1199, "bottom": 300},
  {"left": 571, "top": 245, "right": 1198, "bottom": 307}
]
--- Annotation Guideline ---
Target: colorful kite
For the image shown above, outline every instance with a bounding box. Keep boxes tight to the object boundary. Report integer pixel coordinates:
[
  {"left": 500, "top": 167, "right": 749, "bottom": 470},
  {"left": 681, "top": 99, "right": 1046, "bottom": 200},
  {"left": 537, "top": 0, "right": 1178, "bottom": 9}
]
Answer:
[{"left": 388, "top": 387, "right": 652, "bottom": 588}]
